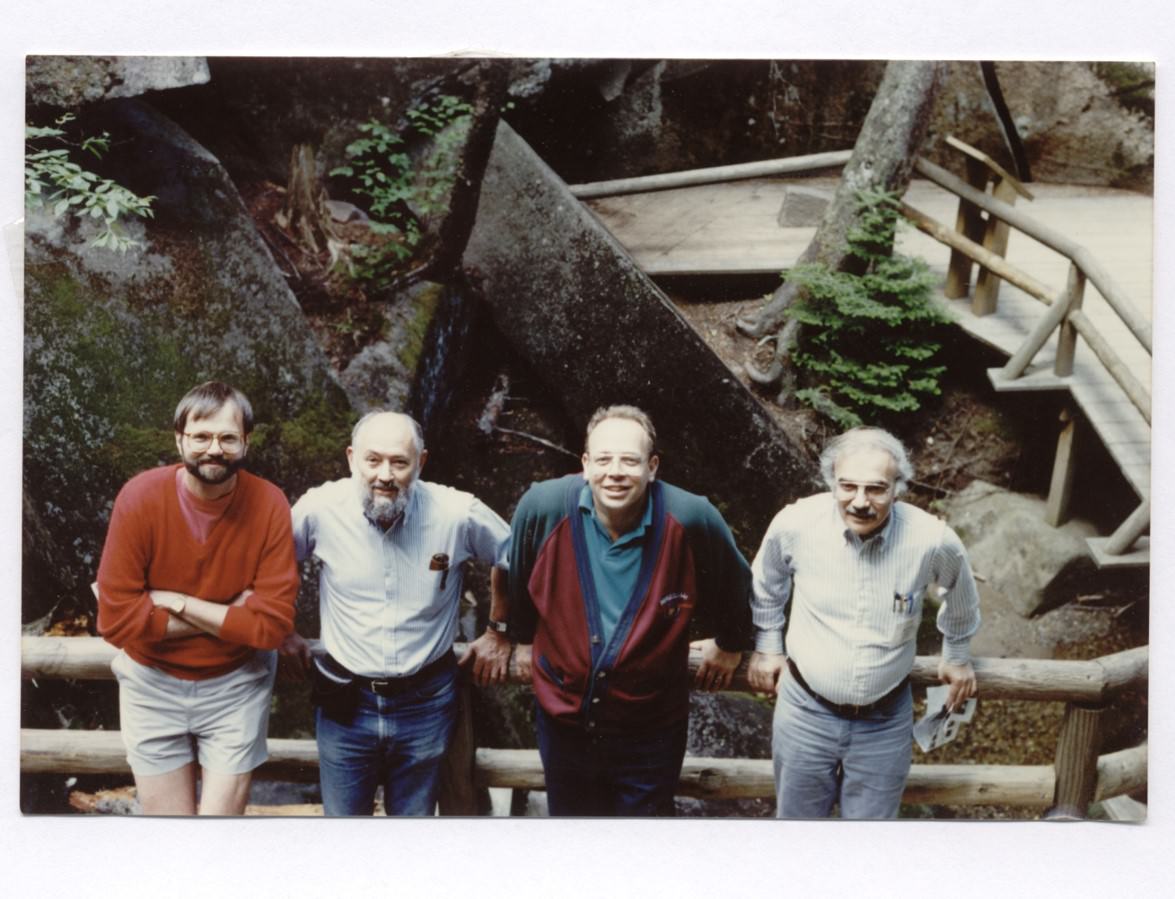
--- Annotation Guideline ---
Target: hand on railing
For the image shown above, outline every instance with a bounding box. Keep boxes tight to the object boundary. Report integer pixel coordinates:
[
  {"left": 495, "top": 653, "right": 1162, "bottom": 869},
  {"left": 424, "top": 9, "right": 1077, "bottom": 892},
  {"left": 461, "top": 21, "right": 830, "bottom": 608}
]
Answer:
[
  {"left": 747, "top": 651, "right": 785, "bottom": 697},
  {"left": 691, "top": 639, "right": 741, "bottom": 692}
]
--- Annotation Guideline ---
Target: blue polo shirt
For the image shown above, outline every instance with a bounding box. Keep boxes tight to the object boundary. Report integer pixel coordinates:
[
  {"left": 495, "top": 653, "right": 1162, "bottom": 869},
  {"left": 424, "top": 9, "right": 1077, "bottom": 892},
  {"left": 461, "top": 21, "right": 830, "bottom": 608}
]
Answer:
[{"left": 578, "top": 483, "right": 654, "bottom": 645}]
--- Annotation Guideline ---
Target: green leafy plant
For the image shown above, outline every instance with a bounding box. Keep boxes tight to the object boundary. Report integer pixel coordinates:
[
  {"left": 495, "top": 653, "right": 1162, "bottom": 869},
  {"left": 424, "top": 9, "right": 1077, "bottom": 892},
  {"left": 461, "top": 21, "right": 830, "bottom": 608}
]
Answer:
[
  {"left": 330, "top": 95, "right": 473, "bottom": 288},
  {"left": 25, "top": 113, "right": 155, "bottom": 252},
  {"left": 783, "top": 188, "right": 950, "bottom": 428}
]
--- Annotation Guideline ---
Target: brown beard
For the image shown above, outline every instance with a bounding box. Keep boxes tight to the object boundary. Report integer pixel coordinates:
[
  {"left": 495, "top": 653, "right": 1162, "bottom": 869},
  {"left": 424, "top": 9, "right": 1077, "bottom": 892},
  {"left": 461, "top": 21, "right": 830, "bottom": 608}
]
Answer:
[{"left": 184, "top": 455, "right": 244, "bottom": 485}]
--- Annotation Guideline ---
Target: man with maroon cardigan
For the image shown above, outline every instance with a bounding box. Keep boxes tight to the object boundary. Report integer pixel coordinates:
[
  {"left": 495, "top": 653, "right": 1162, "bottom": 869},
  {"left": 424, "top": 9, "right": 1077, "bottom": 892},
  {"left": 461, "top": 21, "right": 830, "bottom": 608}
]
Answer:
[
  {"left": 96, "top": 381, "right": 298, "bottom": 815},
  {"left": 508, "top": 405, "right": 752, "bottom": 816}
]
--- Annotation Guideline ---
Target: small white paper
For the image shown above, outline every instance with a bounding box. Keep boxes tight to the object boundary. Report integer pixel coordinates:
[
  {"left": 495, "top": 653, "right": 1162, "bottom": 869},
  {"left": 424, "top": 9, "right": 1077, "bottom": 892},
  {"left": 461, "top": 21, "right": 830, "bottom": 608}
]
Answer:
[{"left": 914, "top": 685, "right": 978, "bottom": 753}]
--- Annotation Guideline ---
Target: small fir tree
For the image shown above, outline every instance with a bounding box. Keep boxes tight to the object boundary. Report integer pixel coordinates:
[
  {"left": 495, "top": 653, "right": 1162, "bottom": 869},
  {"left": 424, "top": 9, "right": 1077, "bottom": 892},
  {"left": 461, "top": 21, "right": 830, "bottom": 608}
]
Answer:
[{"left": 783, "top": 188, "right": 950, "bottom": 428}]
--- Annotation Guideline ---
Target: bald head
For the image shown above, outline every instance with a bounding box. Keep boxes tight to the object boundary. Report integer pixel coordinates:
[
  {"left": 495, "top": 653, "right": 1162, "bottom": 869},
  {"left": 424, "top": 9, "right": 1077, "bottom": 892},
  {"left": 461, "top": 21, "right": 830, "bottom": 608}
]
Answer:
[{"left": 351, "top": 411, "right": 424, "bottom": 455}]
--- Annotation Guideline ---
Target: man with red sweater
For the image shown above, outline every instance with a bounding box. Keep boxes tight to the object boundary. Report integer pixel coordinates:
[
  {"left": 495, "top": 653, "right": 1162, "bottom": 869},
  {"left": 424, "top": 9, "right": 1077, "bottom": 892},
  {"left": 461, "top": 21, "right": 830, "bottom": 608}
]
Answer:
[{"left": 96, "top": 381, "right": 298, "bottom": 815}]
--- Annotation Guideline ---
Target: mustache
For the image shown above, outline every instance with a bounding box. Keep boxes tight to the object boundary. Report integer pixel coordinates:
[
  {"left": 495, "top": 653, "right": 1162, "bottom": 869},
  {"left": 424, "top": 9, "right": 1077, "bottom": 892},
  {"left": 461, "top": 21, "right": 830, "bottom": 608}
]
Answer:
[{"left": 848, "top": 507, "right": 878, "bottom": 518}]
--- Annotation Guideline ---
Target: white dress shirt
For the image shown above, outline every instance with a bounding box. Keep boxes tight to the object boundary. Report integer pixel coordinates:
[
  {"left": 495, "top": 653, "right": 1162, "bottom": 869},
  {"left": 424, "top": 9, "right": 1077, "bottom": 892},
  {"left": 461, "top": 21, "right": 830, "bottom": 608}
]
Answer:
[
  {"left": 292, "top": 477, "right": 509, "bottom": 678},
  {"left": 751, "top": 493, "right": 980, "bottom": 706}
]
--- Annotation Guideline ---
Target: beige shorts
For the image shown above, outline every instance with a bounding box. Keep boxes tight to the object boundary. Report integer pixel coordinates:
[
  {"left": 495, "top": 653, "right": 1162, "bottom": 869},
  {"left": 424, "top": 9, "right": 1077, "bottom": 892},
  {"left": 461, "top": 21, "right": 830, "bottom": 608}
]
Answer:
[{"left": 111, "top": 649, "right": 277, "bottom": 777}]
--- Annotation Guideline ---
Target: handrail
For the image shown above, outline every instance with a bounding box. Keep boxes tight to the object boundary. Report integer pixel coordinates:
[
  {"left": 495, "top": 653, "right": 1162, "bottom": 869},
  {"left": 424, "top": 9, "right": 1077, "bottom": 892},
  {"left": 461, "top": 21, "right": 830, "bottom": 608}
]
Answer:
[
  {"left": 20, "top": 637, "right": 1149, "bottom": 703},
  {"left": 20, "top": 637, "right": 1148, "bottom": 815},
  {"left": 17, "top": 728, "right": 1147, "bottom": 809},
  {"left": 899, "top": 201, "right": 1058, "bottom": 306},
  {"left": 943, "top": 135, "right": 1034, "bottom": 201},
  {"left": 913, "top": 157, "right": 1152, "bottom": 353},
  {"left": 568, "top": 150, "right": 854, "bottom": 199}
]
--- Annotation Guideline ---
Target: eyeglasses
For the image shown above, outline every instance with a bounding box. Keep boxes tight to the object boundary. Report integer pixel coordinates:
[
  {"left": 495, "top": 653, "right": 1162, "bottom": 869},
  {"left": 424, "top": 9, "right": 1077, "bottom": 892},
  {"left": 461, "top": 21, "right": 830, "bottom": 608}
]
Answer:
[{"left": 183, "top": 432, "right": 244, "bottom": 452}]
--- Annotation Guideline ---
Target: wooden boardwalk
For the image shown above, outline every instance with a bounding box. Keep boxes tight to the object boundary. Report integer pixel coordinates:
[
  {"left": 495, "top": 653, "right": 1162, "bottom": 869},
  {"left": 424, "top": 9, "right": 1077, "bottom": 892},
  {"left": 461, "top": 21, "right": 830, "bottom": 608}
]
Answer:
[{"left": 587, "top": 178, "right": 1153, "bottom": 505}]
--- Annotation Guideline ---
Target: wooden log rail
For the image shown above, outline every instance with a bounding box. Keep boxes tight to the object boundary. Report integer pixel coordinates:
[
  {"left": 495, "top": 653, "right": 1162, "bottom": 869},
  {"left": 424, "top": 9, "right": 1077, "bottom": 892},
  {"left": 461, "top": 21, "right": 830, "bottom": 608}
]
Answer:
[
  {"left": 20, "top": 727, "right": 1145, "bottom": 811},
  {"left": 903, "top": 161, "right": 1152, "bottom": 424},
  {"left": 21, "top": 638, "right": 1148, "bottom": 815},
  {"left": 910, "top": 156, "right": 1152, "bottom": 352},
  {"left": 567, "top": 150, "right": 854, "bottom": 199},
  {"left": 21, "top": 638, "right": 1148, "bottom": 703}
]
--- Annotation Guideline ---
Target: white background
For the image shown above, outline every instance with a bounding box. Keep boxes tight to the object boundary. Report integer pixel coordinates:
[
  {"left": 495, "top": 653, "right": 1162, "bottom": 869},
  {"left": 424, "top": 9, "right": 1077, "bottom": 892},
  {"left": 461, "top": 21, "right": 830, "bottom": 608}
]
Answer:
[{"left": 2, "top": 2, "right": 1171, "bottom": 895}]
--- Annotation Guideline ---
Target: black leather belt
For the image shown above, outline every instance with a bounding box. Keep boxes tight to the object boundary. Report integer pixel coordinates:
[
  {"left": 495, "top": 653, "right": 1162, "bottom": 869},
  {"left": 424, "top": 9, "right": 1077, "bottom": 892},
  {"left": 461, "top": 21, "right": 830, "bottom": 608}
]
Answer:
[
  {"left": 350, "top": 651, "right": 456, "bottom": 697},
  {"left": 787, "top": 658, "right": 908, "bottom": 719}
]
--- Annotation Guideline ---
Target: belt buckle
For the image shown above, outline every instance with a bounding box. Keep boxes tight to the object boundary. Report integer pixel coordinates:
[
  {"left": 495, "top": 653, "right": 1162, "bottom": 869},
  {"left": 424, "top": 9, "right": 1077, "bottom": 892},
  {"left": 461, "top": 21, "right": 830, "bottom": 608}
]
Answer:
[{"left": 370, "top": 679, "right": 391, "bottom": 694}]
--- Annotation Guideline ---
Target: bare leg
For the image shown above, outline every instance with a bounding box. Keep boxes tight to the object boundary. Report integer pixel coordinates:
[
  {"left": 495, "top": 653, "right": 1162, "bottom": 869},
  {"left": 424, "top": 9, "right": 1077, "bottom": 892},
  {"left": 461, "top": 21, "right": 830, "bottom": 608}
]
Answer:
[
  {"left": 135, "top": 763, "right": 198, "bottom": 815},
  {"left": 197, "top": 768, "right": 254, "bottom": 816}
]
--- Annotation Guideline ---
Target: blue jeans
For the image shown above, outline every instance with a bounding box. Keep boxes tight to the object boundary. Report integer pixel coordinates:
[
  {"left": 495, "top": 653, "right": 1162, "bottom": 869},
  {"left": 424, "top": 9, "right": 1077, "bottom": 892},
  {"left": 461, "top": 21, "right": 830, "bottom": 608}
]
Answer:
[
  {"left": 315, "top": 660, "right": 458, "bottom": 816},
  {"left": 535, "top": 706, "right": 687, "bottom": 816},
  {"left": 772, "top": 668, "right": 913, "bottom": 819}
]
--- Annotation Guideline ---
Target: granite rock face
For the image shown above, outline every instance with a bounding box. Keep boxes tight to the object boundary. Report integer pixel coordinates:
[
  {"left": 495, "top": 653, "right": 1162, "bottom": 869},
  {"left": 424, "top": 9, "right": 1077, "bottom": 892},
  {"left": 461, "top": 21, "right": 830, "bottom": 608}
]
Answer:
[
  {"left": 940, "top": 480, "right": 1099, "bottom": 617},
  {"left": 23, "top": 99, "right": 352, "bottom": 625},
  {"left": 26, "top": 56, "right": 210, "bottom": 109},
  {"left": 465, "top": 122, "right": 817, "bottom": 548}
]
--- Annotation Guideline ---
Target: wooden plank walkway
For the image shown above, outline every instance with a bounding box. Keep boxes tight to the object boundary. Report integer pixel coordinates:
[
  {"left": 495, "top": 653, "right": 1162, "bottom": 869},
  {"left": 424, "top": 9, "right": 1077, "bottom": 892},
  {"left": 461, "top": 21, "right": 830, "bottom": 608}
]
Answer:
[{"left": 587, "top": 178, "right": 1153, "bottom": 502}]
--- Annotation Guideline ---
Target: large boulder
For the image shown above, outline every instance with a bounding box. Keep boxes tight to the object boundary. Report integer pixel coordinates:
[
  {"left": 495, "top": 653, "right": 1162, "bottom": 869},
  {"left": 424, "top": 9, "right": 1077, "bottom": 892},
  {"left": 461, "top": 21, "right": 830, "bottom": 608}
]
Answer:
[
  {"left": 465, "top": 122, "right": 816, "bottom": 547},
  {"left": 26, "top": 56, "right": 210, "bottom": 109},
  {"left": 23, "top": 98, "right": 353, "bottom": 626},
  {"left": 933, "top": 61, "right": 1153, "bottom": 191},
  {"left": 940, "top": 480, "right": 1100, "bottom": 617}
]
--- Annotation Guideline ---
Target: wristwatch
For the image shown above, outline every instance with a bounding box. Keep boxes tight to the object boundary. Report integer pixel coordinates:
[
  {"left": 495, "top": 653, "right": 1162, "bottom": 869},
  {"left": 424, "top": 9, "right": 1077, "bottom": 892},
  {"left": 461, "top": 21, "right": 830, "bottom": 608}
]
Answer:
[{"left": 486, "top": 618, "right": 509, "bottom": 635}]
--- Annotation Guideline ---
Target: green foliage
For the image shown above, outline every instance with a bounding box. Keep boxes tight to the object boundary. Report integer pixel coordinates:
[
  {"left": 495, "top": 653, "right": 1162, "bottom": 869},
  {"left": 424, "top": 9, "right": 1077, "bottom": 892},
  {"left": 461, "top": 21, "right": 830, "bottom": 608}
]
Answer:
[
  {"left": 330, "top": 95, "right": 473, "bottom": 288},
  {"left": 24, "top": 113, "right": 155, "bottom": 252},
  {"left": 784, "top": 188, "right": 950, "bottom": 428}
]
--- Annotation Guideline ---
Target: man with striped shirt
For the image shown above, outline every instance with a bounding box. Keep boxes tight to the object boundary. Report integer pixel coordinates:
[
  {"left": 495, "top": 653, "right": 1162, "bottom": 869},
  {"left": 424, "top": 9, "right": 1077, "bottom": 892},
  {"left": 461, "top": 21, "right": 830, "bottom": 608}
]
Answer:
[
  {"left": 748, "top": 426, "right": 980, "bottom": 818},
  {"left": 280, "top": 411, "right": 511, "bottom": 815}
]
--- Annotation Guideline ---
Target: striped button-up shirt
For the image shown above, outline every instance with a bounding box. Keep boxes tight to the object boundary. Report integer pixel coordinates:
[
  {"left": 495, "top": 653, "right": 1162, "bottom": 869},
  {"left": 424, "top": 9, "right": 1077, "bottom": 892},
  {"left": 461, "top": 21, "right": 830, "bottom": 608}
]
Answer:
[
  {"left": 292, "top": 477, "right": 509, "bottom": 678},
  {"left": 751, "top": 493, "right": 980, "bottom": 706}
]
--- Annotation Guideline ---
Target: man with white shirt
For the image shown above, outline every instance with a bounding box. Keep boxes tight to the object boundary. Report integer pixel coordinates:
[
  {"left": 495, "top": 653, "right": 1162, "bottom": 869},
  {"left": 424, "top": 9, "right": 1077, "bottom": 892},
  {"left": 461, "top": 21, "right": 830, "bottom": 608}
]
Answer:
[
  {"left": 281, "top": 410, "right": 510, "bottom": 816},
  {"left": 748, "top": 426, "right": 980, "bottom": 819}
]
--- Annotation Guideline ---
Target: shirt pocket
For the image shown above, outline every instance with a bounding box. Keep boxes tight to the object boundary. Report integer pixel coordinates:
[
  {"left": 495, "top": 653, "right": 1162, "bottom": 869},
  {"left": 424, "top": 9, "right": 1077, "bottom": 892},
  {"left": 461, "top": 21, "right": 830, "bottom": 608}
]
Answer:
[{"left": 888, "top": 583, "right": 925, "bottom": 645}]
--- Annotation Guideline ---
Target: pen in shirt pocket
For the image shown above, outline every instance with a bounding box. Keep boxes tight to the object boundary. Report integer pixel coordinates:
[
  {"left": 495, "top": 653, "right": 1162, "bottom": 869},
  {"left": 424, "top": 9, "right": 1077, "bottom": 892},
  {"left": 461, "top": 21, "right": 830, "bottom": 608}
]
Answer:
[
  {"left": 892, "top": 591, "right": 916, "bottom": 614},
  {"left": 430, "top": 553, "right": 450, "bottom": 589}
]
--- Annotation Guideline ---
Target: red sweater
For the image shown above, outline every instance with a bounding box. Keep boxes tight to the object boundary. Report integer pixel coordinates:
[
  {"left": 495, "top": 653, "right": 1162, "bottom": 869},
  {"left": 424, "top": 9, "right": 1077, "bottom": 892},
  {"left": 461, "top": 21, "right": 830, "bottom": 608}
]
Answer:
[{"left": 97, "top": 465, "right": 299, "bottom": 679}]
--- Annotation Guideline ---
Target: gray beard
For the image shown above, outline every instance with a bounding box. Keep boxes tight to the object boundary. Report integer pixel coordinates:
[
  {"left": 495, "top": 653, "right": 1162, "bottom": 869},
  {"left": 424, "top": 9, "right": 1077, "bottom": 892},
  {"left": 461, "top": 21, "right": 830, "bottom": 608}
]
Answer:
[{"left": 361, "top": 481, "right": 411, "bottom": 530}]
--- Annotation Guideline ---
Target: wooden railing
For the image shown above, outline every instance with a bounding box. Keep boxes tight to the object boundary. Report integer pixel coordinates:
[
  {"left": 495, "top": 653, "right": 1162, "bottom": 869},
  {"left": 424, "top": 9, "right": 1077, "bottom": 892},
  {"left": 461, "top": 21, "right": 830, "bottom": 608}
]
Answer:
[
  {"left": 899, "top": 139, "right": 1151, "bottom": 562},
  {"left": 21, "top": 637, "right": 1147, "bottom": 818}
]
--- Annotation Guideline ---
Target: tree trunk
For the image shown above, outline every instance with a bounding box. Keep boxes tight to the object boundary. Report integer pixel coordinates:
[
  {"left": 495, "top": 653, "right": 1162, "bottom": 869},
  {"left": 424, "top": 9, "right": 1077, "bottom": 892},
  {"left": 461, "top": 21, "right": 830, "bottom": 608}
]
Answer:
[
  {"left": 275, "top": 143, "right": 340, "bottom": 259},
  {"left": 741, "top": 61, "right": 946, "bottom": 346}
]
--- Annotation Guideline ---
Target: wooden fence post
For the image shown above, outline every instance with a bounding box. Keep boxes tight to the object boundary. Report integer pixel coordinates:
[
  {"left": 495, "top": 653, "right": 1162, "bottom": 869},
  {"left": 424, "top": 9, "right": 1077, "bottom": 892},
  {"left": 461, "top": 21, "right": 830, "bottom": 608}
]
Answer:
[
  {"left": 944, "top": 157, "right": 989, "bottom": 299},
  {"left": 1054, "top": 263, "right": 1087, "bottom": 377},
  {"left": 1046, "top": 701, "right": 1106, "bottom": 820},
  {"left": 1045, "top": 408, "right": 1078, "bottom": 527},
  {"left": 972, "top": 178, "right": 1020, "bottom": 316},
  {"left": 437, "top": 679, "right": 478, "bottom": 815}
]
